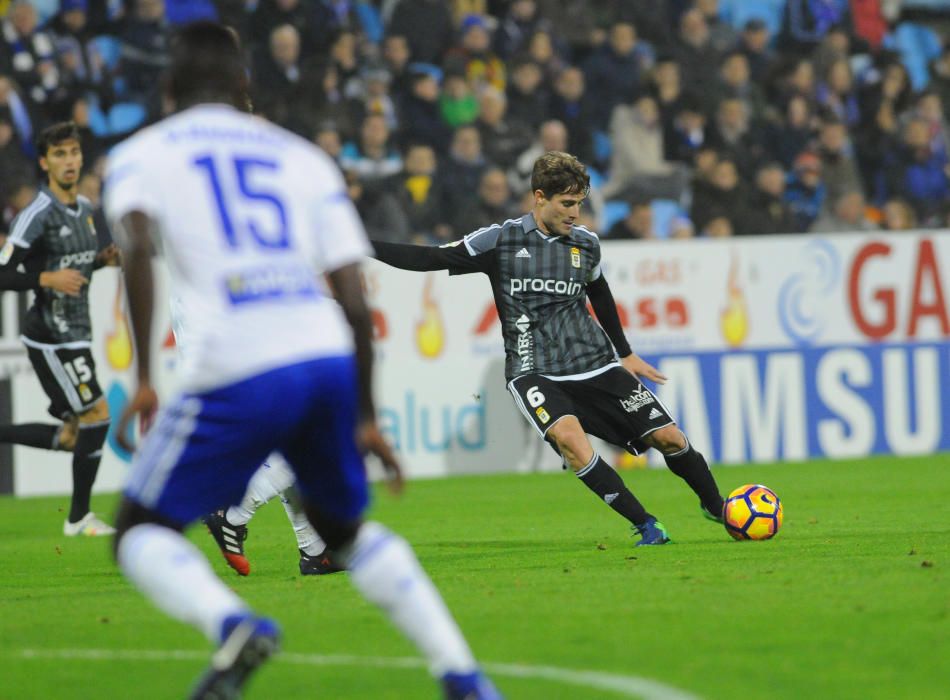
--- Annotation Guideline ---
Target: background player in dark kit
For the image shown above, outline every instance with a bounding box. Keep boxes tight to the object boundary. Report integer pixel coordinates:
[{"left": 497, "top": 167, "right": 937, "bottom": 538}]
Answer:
[
  {"left": 373, "top": 151, "right": 724, "bottom": 545},
  {"left": 0, "top": 121, "right": 120, "bottom": 536}
]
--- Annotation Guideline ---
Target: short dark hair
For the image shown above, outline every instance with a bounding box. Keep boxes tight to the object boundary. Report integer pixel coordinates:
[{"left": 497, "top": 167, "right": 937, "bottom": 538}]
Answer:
[
  {"left": 530, "top": 151, "right": 590, "bottom": 198},
  {"left": 36, "top": 121, "right": 81, "bottom": 157},
  {"left": 166, "top": 21, "right": 248, "bottom": 110}
]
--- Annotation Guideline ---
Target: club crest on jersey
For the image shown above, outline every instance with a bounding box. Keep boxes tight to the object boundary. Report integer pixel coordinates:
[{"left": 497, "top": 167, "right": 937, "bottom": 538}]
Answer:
[
  {"left": 87, "top": 216, "right": 96, "bottom": 236},
  {"left": 535, "top": 406, "right": 550, "bottom": 424},
  {"left": 570, "top": 247, "right": 581, "bottom": 268}
]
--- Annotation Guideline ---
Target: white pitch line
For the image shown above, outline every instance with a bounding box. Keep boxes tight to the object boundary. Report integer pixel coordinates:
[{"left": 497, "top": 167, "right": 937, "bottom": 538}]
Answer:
[{"left": 19, "top": 648, "right": 702, "bottom": 700}]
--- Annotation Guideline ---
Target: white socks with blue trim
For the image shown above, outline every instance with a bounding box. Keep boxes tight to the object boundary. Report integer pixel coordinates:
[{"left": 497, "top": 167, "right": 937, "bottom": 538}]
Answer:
[
  {"left": 117, "top": 523, "right": 247, "bottom": 642},
  {"left": 341, "top": 521, "right": 477, "bottom": 676}
]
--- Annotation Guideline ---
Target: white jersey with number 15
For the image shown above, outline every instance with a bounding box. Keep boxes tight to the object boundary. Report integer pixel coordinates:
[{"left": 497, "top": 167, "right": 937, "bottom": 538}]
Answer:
[{"left": 104, "top": 104, "right": 370, "bottom": 393}]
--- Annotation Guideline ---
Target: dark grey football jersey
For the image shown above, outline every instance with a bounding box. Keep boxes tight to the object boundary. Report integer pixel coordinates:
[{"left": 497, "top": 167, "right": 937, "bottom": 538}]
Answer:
[
  {"left": 4, "top": 186, "right": 99, "bottom": 344},
  {"left": 445, "top": 213, "right": 618, "bottom": 379}
]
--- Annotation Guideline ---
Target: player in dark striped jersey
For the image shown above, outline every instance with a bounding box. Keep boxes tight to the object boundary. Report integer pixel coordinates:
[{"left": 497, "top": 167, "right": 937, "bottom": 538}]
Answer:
[
  {"left": 373, "top": 151, "right": 725, "bottom": 545},
  {"left": 0, "top": 122, "right": 120, "bottom": 536}
]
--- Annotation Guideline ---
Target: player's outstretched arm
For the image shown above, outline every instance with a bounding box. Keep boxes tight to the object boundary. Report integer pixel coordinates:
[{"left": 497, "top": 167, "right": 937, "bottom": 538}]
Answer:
[
  {"left": 114, "top": 211, "right": 159, "bottom": 451},
  {"left": 327, "top": 261, "right": 404, "bottom": 493},
  {"left": 371, "top": 240, "right": 474, "bottom": 272}
]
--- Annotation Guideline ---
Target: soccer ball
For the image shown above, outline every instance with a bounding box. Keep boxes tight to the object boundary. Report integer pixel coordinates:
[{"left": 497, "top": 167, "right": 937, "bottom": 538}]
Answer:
[{"left": 724, "top": 484, "right": 783, "bottom": 540}]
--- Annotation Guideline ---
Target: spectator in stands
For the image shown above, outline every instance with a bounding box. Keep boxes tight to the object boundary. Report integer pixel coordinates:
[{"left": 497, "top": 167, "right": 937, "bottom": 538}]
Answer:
[
  {"left": 717, "top": 50, "right": 768, "bottom": 122},
  {"left": 312, "top": 62, "right": 361, "bottom": 141},
  {"left": 475, "top": 86, "right": 532, "bottom": 170},
  {"left": 665, "top": 94, "right": 708, "bottom": 165},
  {"left": 452, "top": 165, "right": 519, "bottom": 236},
  {"left": 439, "top": 72, "right": 479, "bottom": 128},
  {"left": 387, "top": 0, "right": 455, "bottom": 65},
  {"left": 603, "top": 93, "right": 690, "bottom": 202},
  {"left": 881, "top": 197, "right": 918, "bottom": 231},
  {"left": 248, "top": 0, "right": 331, "bottom": 59},
  {"left": 508, "top": 118, "right": 567, "bottom": 194},
  {"left": 253, "top": 23, "right": 321, "bottom": 133},
  {"left": 399, "top": 63, "right": 452, "bottom": 153},
  {"left": 691, "top": 156, "right": 746, "bottom": 234},
  {"left": 0, "top": 1, "right": 61, "bottom": 108},
  {"left": 314, "top": 120, "right": 343, "bottom": 162},
  {"left": 345, "top": 168, "right": 411, "bottom": 243},
  {"left": 444, "top": 15, "right": 506, "bottom": 92},
  {"left": 328, "top": 29, "right": 361, "bottom": 93},
  {"left": 669, "top": 215, "right": 696, "bottom": 239},
  {"left": 740, "top": 162, "right": 798, "bottom": 235},
  {"left": 650, "top": 56, "right": 687, "bottom": 138},
  {"left": 494, "top": 0, "right": 549, "bottom": 60},
  {"left": 702, "top": 215, "right": 733, "bottom": 237},
  {"left": 737, "top": 18, "right": 775, "bottom": 85},
  {"left": 707, "top": 96, "right": 765, "bottom": 178},
  {"left": 694, "top": 0, "right": 737, "bottom": 53},
  {"left": 607, "top": 198, "right": 656, "bottom": 240},
  {"left": 811, "top": 189, "right": 878, "bottom": 232},
  {"left": 816, "top": 57, "right": 860, "bottom": 128},
  {"left": 0, "top": 112, "right": 30, "bottom": 188},
  {"left": 438, "top": 124, "right": 489, "bottom": 213},
  {"left": 817, "top": 115, "right": 866, "bottom": 203},
  {"left": 48, "top": 0, "right": 114, "bottom": 112},
  {"left": 884, "top": 116, "right": 950, "bottom": 224},
  {"left": 672, "top": 8, "right": 722, "bottom": 110},
  {"left": 779, "top": 0, "right": 853, "bottom": 56},
  {"left": 583, "top": 21, "right": 651, "bottom": 130},
  {"left": 382, "top": 34, "right": 413, "bottom": 107},
  {"left": 931, "top": 45, "right": 950, "bottom": 118},
  {"left": 547, "top": 65, "right": 594, "bottom": 164},
  {"left": 388, "top": 142, "right": 449, "bottom": 243},
  {"left": 505, "top": 57, "right": 549, "bottom": 133},
  {"left": 912, "top": 90, "right": 950, "bottom": 159},
  {"left": 340, "top": 112, "right": 404, "bottom": 183},
  {"left": 352, "top": 64, "right": 399, "bottom": 130},
  {"left": 0, "top": 74, "right": 34, "bottom": 159},
  {"left": 524, "top": 28, "right": 567, "bottom": 84},
  {"left": 766, "top": 94, "right": 817, "bottom": 169},
  {"left": 116, "top": 0, "right": 170, "bottom": 115},
  {"left": 785, "top": 151, "right": 827, "bottom": 231}
]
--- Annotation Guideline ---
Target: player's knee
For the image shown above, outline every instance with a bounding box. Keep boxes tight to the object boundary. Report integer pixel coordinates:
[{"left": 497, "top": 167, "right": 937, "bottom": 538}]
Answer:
[
  {"left": 547, "top": 418, "right": 589, "bottom": 467},
  {"left": 112, "top": 498, "right": 183, "bottom": 561},
  {"left": 647, "top": 426, "right": 687, "bottom": 455},
  {"left": 80, "top": 398, "right": 110, "bottom": 424}
]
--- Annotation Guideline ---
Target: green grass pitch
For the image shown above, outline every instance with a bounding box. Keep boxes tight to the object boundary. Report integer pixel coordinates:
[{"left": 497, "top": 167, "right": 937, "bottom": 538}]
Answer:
[{"left": 1, "top": 454, "right": 947, "bottom": 699}]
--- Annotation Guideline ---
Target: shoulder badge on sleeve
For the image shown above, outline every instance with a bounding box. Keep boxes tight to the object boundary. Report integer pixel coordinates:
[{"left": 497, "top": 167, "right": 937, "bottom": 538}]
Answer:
[{"left": 0, "top": 241, "right": 15, "bottom": 265}]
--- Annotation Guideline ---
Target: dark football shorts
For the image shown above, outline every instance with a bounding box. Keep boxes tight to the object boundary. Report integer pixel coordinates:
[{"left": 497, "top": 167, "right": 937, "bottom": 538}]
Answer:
[
  {"left": 24, "top": 339, "right": 103, "bottom": 420},
  {"left": 507, "top": 366, "right": 676, "bottom": 455}
]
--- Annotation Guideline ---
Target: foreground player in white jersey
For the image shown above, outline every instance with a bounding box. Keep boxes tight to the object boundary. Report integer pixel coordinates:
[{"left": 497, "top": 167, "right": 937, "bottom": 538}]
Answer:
[{"left": 105, "top": 23, "right": 500, "bottom": 700}]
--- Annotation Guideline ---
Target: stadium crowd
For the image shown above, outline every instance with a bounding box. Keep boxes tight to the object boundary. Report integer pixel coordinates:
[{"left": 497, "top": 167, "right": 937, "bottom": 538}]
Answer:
[{"left": 2, "top": 0, "right": 950, "bottom": 242}]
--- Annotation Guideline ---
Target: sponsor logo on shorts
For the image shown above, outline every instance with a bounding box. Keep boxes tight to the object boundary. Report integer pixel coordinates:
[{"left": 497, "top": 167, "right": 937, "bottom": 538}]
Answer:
[
  {"left": 79, "top": 383, "right": 92, "bottom": 401},
  {"left": 0, "top": 241, "right": 14, "bottom": 265},
  {"left": 649, "top": 407, "right": 663, "bottom": 420},
  {"left": 620, "top": 386, "right": 655, "bottom": 413},
  {"left": 535, "top": 406, "right": 550, "bottom": 424}
]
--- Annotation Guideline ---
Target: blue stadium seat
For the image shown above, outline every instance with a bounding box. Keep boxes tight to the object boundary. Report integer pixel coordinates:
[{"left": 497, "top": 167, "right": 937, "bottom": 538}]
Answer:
[
  {"left": 883, "top": 22, "right": 942, "bottom": 90},
  {"left": 355, "top": 2, "right": 384, "bottom": 44},
  {"left": 719, "top": 0, "right": 785, "bottom": 36},
  {"left": 90, "top": 35, "right": 122, "bottom": 71},
  {"left": 651, "top": 199, "right": 685, "bottom": 239},
  {"left": 108, "top": 103, "right": 147, "bottom": 135},
  {"left": 592, "top": 130, "right": 612, "bottom": 165},
  {"left": 86, "top": 99, "right": 111, "bottom": 138},
  {"left": 601, "top": 200, "right": 630, "bottom": 233},
  {"left": 164, "top": 0, "right": 218, "bottom": 25}
]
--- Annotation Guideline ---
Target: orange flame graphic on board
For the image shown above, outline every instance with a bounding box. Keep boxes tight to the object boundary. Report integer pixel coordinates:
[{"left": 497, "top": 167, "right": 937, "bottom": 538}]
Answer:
[
  {"left": 415, "top": 275, "right": 445, "bottom": 358},
  {"left": 105, "top": 278, "right": 133, "bottom": 370},
  {"left": 720, "top": 255, "right": 748, "bottom": 348}
]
